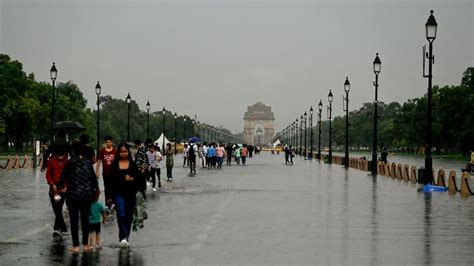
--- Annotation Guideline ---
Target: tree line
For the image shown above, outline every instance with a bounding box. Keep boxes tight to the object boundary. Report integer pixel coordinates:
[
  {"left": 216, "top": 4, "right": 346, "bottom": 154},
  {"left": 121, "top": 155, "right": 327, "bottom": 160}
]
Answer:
[
  {"left": 1, "top": 54, "right": 472, "bottom": 154},
  {"left": 312, "top": 68, "right": 473, "bottom": 156},
  {"left": 0, "top": 54, "right": 225, "bottom": 152}
]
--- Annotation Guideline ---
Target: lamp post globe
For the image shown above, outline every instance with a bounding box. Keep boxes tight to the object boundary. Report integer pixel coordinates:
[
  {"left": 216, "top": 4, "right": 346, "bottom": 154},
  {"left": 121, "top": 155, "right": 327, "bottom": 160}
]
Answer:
[{"left": 425, "top": 10, "right": 437, "bottom": 42}]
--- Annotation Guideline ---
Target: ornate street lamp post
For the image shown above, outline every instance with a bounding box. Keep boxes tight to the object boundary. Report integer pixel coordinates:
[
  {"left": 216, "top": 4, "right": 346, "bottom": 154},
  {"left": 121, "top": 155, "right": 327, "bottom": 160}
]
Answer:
[
  {"left": 126, "top": 93, "right": 131, "bottom": 142},
  {"left": 162, "top": 107, "right": 166, "bottom": 151},
  {"left": 304, "top": 112, "right": 307, "bottom": 157},
  {"left": 299, "top": 115, "right": 303, "bottom": 156},
  {"left": 423, "top": 10, "right": 438, "bottom": 185},
  {"left": 95, "top": 81, "right": 101, "bottom": 154},
  {"left": 318, "top": 100, "right": 322, "bottom": 160},
  {"left": 309, "top": 107, "right": 313, "bottom": 159},
  {"left": 328, "top": 90, "right": 333, "bottom": 164},
  {"left": 146, "top": 101, "right": 151, "bottom": 140},
  {"left": 291, "top": 122, "right": 295, "bottom": 148},
  {"left": 50, "top": 62, "right": 57, "bottom": 141},
  {"left": 294, "top": 121, "right": 297, "bottom": 149},
  {"left": 372, "top": 53, "right": 381, "bottom": 175},
  {"left": 343, "top": 77, "right": 350, "bottom": 168},
  {"left": 183, "top": 116, "right": 187, "bottom": 143},
  {"left": 174, "top": 112, "right": 178, "bottom": 154},
  {"left": 197, "top": 121, "right": 200, "bottom": 139}
]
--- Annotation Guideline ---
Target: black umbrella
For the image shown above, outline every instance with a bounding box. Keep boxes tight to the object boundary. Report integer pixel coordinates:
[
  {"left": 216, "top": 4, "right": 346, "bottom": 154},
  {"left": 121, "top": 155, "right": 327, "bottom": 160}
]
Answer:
[{"left": 53, "top": 121, "right": 85, "bottom": 132}]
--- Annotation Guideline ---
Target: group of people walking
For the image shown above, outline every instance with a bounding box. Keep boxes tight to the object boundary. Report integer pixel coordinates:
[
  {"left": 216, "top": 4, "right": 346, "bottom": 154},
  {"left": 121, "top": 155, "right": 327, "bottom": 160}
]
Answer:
[
  {"left": 44, "top": 134, "right": 256, "bottom": 253},
  {"left": 181, "top": 142, "right": 252, "bottom": 172},
  {"left": 44, "top": 134, "right": 174, "bottom": 253}
]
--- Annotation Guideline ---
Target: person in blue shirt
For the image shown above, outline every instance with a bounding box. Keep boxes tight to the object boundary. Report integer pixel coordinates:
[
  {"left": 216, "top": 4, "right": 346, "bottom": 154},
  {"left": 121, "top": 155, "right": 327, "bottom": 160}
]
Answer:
[{"left": 207, "top": 144, "right": 217, "bottom": 168}]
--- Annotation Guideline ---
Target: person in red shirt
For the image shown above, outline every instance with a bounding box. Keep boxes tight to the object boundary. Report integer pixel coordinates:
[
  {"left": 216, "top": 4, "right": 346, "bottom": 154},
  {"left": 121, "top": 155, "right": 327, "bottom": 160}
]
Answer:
[
  {"left": 45, "top": 143, "right": 69, "bottom": 236},
  {"left": 96, "top": 136, "right": 117, "bottom": 208}
]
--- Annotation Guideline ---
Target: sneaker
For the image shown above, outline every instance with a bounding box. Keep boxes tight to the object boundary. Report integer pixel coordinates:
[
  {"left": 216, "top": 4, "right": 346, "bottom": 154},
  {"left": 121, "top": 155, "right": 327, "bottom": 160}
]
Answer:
[
  {"left": 152, "top": 187, "right": 157, "bottom": 192},
  {"left": 120, "top": 239, "right": 129, "bottom": 248}
]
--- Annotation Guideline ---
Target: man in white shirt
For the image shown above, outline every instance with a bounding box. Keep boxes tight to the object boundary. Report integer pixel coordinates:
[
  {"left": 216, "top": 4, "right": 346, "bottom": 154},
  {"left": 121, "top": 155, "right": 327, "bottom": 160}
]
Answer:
[{"left": 202, "top": 143, "right": 208, "bottom": 168}]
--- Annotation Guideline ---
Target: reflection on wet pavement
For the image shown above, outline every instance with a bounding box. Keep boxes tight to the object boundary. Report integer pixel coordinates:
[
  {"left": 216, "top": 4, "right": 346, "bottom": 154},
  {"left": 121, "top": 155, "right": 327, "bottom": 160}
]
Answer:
[{"left": 0, "top": 153, "right": 473, "bottom": 265}]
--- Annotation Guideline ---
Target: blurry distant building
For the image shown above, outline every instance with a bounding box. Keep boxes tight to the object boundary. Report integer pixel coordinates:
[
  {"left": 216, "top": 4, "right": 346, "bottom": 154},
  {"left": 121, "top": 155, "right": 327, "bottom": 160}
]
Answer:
[{"left": 243, "top": 102, "right": 275, "bottom": 145}]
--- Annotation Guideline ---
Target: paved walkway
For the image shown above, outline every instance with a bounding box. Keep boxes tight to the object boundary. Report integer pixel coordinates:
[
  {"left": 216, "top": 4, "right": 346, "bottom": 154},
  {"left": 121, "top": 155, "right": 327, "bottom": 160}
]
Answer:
[{"left": 1, "top": 153, "right": 473, "bottom": 265}]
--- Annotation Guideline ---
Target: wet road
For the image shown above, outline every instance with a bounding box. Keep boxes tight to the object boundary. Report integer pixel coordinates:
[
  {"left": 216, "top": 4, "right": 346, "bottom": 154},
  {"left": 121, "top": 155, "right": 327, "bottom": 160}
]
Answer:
[{"left": 1, "top": 153, "right": 474, "bottom": 265}]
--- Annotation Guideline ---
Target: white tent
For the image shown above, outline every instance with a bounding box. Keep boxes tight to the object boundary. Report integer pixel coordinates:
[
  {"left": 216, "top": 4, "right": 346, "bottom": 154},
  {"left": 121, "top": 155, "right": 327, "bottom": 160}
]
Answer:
[
  {"left": 154, "top": 133, "right": 173, "bottom": 147},
  {"left": 272, "top": 139, "right": 281, "bottom": 147}
]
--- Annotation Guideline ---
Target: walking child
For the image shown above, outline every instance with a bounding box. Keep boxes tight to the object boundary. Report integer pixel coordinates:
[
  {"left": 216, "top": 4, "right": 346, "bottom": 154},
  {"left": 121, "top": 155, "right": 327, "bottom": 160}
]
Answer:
[{"left": 89, "top": 190, "right": 108, "bottom": 250}]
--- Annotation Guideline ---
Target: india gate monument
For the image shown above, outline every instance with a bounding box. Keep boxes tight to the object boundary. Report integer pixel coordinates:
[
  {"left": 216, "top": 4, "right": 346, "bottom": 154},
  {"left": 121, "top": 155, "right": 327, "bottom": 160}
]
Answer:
[{"left": 243, "top": 102, "right": 275, "bottom": 145}]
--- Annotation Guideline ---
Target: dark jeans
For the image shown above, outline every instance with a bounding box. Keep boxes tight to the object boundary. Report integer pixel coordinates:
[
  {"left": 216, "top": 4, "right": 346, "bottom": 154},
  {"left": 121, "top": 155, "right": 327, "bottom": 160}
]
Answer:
[
  {"left": 149, "top": 168, "right": 161, "bottom": 187},
  {"left": 49, "top": 192, "right": 67, "bottom": 232},
  {"left": 166, "top": 166, "right": 173, "bottom": 179},
  {"left": 189, "top": 157, "right": 196, "bottom": 173},
  {"left": 114, "top": 195, "right": 136, "bottom": 241},
  {"left": 67, "top": 200, "right": 91, "bottom": 247},
  {"left": 103, "top": 174, "right": 113, "bottom": 208},
  {"left": 242, "top": 156, "right": 247, "bottom": 165},
  {"left": 226, "top": 155, "right": 232, "bottom": 165}
]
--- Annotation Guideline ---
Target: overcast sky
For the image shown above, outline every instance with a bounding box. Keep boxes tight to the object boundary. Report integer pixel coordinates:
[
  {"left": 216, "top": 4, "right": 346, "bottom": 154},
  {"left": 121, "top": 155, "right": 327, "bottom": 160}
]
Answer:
[{"left": 1, "top": 0, "right": 472, "bottom": 133}]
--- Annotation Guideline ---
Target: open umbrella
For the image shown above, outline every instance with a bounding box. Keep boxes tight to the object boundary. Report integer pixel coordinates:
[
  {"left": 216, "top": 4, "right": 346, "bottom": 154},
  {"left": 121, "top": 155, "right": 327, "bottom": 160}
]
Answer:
[
  {"left": 188, "top": 136, "right": 202, "bottom": 143},
  {"left": 52, "top": 121, "right": 85, "bottom": 142},
  {"left": 53, "top": 121, "right": 85, "bottom": 132}
]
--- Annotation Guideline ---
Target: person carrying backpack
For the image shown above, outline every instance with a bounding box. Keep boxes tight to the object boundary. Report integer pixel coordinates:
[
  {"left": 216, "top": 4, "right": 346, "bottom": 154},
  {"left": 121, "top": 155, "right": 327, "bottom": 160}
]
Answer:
[
  {"left": 241, "top": 144, "right": 248, "bottom": 165},
  {"left": 188, "top": 142, "right": 197, "bottom": 174}
]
